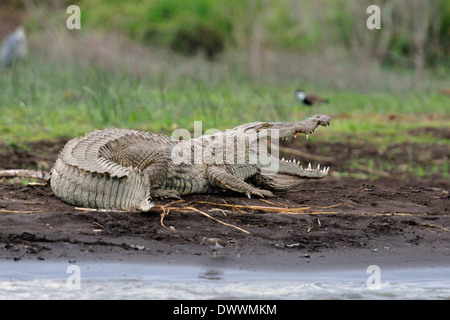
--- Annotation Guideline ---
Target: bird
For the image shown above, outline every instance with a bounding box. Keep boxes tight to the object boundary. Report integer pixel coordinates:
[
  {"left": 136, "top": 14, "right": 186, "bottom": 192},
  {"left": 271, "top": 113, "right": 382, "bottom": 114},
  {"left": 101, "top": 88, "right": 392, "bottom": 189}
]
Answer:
[
  {"left": 202, "top": 237, "right": 227, "bottom": 258},
  {"left": 1, "top": 26, "right": 28, "bottom": 70},
  {"left": 295, "top": 89, "right": 328, "bottom": 106}
]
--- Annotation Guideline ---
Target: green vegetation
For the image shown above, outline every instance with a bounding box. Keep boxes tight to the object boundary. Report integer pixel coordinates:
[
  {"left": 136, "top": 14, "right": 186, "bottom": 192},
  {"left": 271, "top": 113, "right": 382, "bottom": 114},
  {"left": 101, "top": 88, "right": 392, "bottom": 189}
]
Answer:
[
  {"left": 79, "top": 0, "right": 450, "bottom": 67},
  {"left": 1, "top": 54, "right": 448, "bottom": 145},
  {"left": 80, "top": 0, "right": 234, "bottom": 58}
]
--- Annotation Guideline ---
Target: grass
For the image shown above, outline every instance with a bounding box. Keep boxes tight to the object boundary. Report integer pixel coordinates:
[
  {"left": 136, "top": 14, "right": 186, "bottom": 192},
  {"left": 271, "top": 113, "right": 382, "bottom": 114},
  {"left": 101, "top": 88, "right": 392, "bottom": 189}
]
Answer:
[{"left": 1, "top": 54, "right": 448, "bottom": 144}]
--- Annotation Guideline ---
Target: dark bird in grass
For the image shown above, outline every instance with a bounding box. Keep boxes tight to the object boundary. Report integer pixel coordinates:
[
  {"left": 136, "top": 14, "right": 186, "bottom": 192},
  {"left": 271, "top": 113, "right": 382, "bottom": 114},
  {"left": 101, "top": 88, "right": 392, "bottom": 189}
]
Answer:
[
  {"left": 202, "top": 237, "right": 227, "bottom": 258},
  {"left": 295, "top": 90, "right": 328, "bottom": 106}
]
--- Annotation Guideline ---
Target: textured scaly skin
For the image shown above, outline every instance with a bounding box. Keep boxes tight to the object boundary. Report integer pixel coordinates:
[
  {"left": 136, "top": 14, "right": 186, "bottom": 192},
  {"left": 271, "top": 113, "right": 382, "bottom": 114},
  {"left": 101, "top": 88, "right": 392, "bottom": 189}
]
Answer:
[{"left": 50, "top": 114, "right": 331, "bottom": 211}]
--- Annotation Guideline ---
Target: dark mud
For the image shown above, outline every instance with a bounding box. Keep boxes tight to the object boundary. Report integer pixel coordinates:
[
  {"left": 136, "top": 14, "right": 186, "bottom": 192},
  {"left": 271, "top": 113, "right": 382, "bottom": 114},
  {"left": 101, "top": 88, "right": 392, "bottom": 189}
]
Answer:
[{"left": 0, "top": 138, "right": 448, "bottom": 270}]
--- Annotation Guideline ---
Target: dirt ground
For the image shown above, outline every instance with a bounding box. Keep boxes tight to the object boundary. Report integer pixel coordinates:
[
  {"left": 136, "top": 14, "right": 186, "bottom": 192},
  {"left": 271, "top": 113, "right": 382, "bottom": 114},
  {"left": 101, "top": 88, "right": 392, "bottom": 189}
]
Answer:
[{"left": 0, "top": 137, "right": 448, "bottom": 270}]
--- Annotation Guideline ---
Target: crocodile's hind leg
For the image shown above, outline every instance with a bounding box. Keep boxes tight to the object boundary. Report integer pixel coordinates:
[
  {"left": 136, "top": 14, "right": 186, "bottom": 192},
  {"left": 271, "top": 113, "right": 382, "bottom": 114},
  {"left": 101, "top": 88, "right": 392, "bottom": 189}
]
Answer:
[{"left": 207, "top": 166, "right": 274, "bottom": 198}]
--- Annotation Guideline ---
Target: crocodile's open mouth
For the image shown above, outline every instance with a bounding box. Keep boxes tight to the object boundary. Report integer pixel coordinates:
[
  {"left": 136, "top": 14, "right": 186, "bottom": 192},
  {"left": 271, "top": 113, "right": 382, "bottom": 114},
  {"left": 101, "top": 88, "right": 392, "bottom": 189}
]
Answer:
[
  {"left": 275, "top": 117, "right": 331, "bottom": 179},
  {"left": 239, "top": 114, "right": 331, "bottom": 179}
]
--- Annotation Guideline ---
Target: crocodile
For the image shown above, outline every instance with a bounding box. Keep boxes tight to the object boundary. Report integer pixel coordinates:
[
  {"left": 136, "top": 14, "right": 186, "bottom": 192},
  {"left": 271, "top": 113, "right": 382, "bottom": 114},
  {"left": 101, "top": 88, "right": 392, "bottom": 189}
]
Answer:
[{"left": 18, "top": 114, "right": 332, "bottom": 211}]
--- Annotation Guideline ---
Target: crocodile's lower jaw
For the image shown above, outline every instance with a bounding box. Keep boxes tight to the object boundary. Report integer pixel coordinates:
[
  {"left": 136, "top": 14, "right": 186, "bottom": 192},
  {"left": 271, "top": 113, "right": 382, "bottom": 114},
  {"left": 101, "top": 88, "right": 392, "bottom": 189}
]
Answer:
[{"left": 280, "top": 158, "right": 329, "bottom": 178}]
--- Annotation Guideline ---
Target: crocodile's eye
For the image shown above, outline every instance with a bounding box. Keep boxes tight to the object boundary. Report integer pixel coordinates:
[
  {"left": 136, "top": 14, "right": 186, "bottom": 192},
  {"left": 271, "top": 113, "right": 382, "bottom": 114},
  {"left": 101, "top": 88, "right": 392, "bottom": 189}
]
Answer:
[{"left": 256, "top": 123, "right": 273, "bottom": 132}]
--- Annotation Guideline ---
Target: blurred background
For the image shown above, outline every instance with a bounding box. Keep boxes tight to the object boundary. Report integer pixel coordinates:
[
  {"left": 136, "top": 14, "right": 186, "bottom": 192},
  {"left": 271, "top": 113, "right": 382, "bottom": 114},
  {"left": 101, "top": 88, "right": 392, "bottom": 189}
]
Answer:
[{"left": 0, "top": 0, "right": 448, "bottom": 183}]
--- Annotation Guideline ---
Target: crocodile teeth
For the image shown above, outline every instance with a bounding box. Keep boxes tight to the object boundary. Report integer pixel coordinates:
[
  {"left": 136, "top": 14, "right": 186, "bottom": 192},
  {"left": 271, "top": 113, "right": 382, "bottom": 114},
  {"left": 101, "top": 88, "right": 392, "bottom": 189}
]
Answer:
[
  {"left": 306, "top": 134, "right": 309, "bottom": 140},
  {"left": 294, "top": 133, "right": 298, "bottom": 138},
  {"left": 308, "top": 162, "right": 312, "bottom": 170}
]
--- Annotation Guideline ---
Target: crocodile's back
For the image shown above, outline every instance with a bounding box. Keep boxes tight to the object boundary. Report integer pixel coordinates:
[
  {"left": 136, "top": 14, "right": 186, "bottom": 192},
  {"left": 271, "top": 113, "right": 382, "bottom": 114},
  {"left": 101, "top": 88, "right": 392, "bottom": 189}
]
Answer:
[{"left": 50, "top": 128, "right": 174, "bottom": 211}]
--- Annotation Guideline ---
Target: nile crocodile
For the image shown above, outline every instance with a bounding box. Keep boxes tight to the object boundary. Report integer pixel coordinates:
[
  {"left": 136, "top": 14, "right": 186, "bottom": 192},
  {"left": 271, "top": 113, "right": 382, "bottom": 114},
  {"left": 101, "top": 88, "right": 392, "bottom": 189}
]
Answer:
[{"left": 4, "top": 114, "right": 331, "bottom": 211}]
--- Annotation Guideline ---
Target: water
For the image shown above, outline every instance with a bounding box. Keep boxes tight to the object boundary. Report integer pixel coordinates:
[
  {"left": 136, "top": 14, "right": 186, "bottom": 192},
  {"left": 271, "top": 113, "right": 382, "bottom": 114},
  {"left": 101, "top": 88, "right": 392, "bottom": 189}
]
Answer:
[{"left": 0, "top": 261, "right": 449, "bottom": 299}]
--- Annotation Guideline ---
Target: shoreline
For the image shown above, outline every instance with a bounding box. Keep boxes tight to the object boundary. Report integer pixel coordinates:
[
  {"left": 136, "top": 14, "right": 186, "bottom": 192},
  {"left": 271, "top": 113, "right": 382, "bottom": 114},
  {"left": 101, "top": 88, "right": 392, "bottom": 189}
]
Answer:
[{"left": 2, "top": 241, "right": 449, "bottom": 274}]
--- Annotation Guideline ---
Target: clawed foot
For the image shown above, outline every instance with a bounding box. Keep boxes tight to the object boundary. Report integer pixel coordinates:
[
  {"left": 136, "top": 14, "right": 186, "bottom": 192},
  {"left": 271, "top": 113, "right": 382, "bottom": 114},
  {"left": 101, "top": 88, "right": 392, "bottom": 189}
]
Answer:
[{"left": 245, "top": 189, "right": 275, "bottom": 199}]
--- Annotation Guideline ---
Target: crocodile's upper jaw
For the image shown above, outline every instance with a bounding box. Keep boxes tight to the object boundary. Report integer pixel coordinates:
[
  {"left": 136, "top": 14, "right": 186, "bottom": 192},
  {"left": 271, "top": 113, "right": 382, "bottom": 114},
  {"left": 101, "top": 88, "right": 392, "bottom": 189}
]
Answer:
[{"left": 276, "top": 114, "right": 331, "bottom": 140}]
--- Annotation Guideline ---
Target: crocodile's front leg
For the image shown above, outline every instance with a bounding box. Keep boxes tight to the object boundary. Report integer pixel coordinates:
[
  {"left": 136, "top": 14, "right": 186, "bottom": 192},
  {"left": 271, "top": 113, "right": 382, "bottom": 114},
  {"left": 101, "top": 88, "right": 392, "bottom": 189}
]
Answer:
[{"left": 207, "top": 166, "right": 274, "bottom": 198}]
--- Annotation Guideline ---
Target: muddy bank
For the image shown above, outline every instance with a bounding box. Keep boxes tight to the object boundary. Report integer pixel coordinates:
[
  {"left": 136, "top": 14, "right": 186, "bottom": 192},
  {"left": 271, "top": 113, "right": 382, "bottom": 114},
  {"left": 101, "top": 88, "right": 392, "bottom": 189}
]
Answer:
[{"left": 0, "top": 138, "right": 448, "bottom": 269}]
